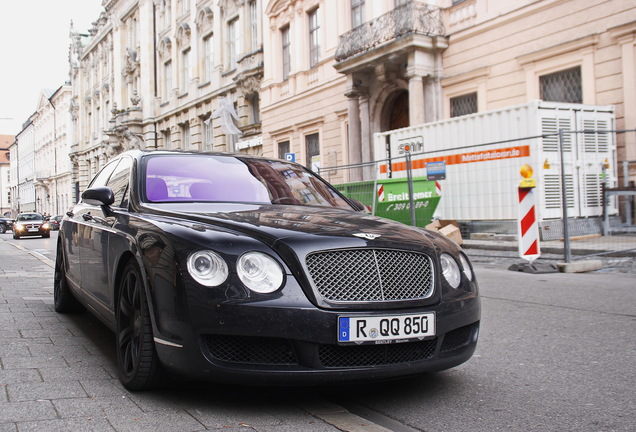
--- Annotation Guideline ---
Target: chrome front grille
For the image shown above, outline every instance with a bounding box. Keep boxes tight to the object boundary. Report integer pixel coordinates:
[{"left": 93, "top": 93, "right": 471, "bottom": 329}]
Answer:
[{"left": 305, "top": 249, "right": 434, "bottom": 302}]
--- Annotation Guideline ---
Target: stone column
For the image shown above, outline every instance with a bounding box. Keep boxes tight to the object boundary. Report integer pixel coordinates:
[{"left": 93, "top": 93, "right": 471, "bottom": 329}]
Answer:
[
  {"left": 407, "top": 73, "right": 425, "bottom": 126},
  {"left": 358, "top": 88, "right": 372, "bottom": 180},
  {"left": 346, "top": 90, "right": 362, "bottom": 182},
  {"left": 423, "top": 75, "right": 442, "bottom": 123}
]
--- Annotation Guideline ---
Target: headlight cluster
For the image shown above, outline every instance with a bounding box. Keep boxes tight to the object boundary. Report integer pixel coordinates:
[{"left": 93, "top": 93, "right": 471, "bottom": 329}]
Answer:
[
  {"left": 440, "top": 253, "right": 473, "bottom": 288},
  {"left": 42, "top": 223, "right": 50, "bottom": 230},
  {"left": 187, "top": 251, "right": 228, "bottom": 286},
  {"left": 187, "top": 250, "right": 284, "bottom": 294},
  {"left": 14, "top": 223, "right": 24, "bottom": 231}
]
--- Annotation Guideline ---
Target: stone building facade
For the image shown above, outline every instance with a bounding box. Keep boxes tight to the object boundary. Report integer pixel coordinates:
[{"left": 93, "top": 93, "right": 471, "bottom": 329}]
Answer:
[
  {"left": 67, "top": 0, "right": 636, "bottom": 198},
  {"left": 70, "top": 0, "right": 264, "bottom": 194},
  {"left": 33, "top": 86, "right": 74, "bottom": 216},
  {"left": 0, "top": 135, "right": 12, "bottom": 217}
]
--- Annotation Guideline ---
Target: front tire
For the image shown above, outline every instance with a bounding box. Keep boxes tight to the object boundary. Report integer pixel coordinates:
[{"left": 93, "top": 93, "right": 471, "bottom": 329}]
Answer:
[
  {"left": 116, "top": 260, "right": 165, "bottom": 391},
  {"left": 13, "top": 232, "right": 19, "bottom": 239},
  {"left": 54, "top": 243, "right": 83, "bottom": 313},
  {"left": 0, "top": 224, "right": 6, "bottom": 234}
]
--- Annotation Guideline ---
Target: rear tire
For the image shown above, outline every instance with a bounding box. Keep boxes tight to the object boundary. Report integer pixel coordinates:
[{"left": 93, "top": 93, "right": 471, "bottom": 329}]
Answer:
[
  {"left": 54, "top": 243, "right": 84, "bottom": 313},
  {"left": 116, "top": 260, "right": 165, "bottom": 391}
]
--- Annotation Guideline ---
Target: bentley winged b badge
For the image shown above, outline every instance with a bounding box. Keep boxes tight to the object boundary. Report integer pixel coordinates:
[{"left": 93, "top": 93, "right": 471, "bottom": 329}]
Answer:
[{"left": 353, "top": 233, "right": 382, "bottom": 240}]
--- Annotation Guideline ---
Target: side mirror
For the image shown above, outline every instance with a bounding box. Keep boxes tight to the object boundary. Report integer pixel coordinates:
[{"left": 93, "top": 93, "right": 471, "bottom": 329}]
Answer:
[{"left": 81, "top": 187, "right": 115, "bottom": 207}]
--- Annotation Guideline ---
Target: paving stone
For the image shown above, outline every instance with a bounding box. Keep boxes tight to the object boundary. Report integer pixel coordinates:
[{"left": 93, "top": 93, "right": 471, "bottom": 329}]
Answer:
[
  {"left": 0, "top": 400, "right": 58, "bottom": 422},
  {"left": 15, "top": 417, "right": 116, "bottom": 432},
  {"left": 6, "top": 380, "right": 88, "bottom": 402},
  {"left": 52, "top": 395, "right": 144, "bottom": 420},
  {"left": 0, "top": 368, "right": 43, "bottom": 385}
]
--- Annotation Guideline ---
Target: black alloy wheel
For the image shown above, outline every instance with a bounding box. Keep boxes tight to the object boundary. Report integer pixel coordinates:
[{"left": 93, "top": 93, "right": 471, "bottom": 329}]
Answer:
[
  {"left": 53, "top": 243, "right": 84, "bottom": 313},
  {"left": 116, "top": 260, "right": 164, "bottom": 390}
]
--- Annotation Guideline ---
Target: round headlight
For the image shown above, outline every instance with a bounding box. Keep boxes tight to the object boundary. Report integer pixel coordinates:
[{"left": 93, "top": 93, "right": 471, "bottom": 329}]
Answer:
[
  {"left": 237, "top": 252, "right": 284, "bottom": 294},
  {"left": 440, "top": 253, "right": 461, "bottom": 289},
  {"left": 459, "top": 253, "right": 473, "bottom": 281},
  {"left": 187, "top": 251, "right": 229, "bottom": 287}
]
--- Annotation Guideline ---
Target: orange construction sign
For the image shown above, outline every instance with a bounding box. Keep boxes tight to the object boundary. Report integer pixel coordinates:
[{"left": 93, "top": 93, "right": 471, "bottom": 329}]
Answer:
[{"left": 379, "top": 145, "right": 531, "bottom": 174}]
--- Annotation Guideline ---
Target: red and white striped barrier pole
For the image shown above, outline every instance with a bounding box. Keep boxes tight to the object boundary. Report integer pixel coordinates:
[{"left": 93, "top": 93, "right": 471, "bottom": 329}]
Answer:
[{"left": 518, "top": 164, "right": 540, "bottom": 262}]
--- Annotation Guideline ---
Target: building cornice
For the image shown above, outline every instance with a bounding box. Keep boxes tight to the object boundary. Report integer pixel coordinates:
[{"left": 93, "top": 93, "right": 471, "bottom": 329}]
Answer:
[
  {"left": 441, "top": 66, "right": 489, "bottom": 87},
  {"left": 516, "top": 34, "right": 599, "bottom": 66}
]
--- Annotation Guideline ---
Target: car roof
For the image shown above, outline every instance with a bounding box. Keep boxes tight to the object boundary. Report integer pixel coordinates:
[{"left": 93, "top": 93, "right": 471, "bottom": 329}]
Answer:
[{"left": 123, "top": 149, "right": 293, "bottom": 165}]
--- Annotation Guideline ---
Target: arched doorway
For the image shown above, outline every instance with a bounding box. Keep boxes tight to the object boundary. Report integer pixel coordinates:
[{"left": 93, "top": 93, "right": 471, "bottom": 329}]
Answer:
[{"left": 384, "top": 90, "right": 409, "bottom": 131}]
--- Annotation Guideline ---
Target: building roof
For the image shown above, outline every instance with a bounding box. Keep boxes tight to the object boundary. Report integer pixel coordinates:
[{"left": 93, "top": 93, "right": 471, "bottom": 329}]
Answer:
[
  {"left": 0, "top": 134, "right": 14, "bottom": 150},
  {"left": 0, "top": 135, "right": 13, "bottom": 164}
]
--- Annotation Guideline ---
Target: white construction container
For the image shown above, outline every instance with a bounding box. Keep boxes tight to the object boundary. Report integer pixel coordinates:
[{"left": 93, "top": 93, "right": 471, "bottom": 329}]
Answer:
[{"left": 374, "top": 101, "right": 617, "bottom": 228}]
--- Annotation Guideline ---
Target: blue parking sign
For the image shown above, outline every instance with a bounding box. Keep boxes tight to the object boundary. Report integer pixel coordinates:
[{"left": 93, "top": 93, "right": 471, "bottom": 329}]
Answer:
[{"left": 284, "top": 153, "right": 296, "bottom": 162}]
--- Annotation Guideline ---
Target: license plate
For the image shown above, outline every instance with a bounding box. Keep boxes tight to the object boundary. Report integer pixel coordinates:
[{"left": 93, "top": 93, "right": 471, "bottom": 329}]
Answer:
[
  {"left": 28, "top": 228, "right": 39, "bottom": 232},
  {"left": 338, "top": 313, "right": 435, "bottom": 344}
]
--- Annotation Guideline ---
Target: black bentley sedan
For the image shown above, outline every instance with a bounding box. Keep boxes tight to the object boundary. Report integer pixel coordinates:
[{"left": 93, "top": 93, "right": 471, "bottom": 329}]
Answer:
[{"left": 55, "top": 150, "right": 480, "bottom": 390}]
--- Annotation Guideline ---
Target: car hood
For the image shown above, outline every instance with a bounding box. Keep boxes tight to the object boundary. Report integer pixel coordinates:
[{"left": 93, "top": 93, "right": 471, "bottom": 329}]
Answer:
[{"left": 144, "top": 203, "right": 446, "bottom": 253}]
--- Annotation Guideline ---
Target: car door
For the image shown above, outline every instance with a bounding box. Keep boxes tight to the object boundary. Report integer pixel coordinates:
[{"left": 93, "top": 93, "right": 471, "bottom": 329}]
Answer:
[
  {"left": 63, "top": 161, "right": 119, "bottom": 289},
  {"left": 81, "top": 156, "right": 132, "bottom": 314}
]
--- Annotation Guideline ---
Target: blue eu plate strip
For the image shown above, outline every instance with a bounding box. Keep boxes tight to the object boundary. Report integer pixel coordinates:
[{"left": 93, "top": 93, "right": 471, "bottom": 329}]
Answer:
[{"left": 338, "top": 317, "right": 350, "bottom": 342}]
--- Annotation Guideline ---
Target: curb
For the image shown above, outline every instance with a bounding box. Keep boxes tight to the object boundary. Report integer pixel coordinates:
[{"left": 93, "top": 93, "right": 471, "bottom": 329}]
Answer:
[{"left": 3, "top": 239, "right": 55, "bottom": 268}]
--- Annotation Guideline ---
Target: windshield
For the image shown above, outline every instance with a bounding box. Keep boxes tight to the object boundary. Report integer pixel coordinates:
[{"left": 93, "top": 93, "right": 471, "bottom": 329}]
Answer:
[
  {"left": 17, "top": 213, "right": 44, "bottom": 221},
  {"left": 143, "top": 154, "right": 353, "bottom": 210}
]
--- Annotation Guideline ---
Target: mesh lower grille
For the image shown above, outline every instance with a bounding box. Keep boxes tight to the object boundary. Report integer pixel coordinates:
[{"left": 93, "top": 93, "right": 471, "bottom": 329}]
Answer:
[
  {"left": 306, "top": 249, "right": 434, "bottom": 302},
  {"left": 319, "top": 339, "right": 437, "bottom": 368},
  {"left": 202, "top": 335, "right": 298, "bottom": 365},
  {"left": 440, "top": 324, "right": 473, "bottom": 353}
]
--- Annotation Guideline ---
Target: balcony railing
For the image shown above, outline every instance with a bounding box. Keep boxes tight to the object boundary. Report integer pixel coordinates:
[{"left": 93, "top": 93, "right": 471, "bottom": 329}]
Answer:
[{"left": 335, "top": 2, "right": 445, "bottom": 62}]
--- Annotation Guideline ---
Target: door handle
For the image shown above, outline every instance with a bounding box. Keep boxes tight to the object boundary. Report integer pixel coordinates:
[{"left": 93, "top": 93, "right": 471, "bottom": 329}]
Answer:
[{"left": 82, "top": 213, "right": 94, "bottom": 221}]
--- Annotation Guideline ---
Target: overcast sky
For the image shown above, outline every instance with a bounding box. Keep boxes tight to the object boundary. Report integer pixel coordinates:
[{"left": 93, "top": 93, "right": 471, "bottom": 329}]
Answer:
[{"left": 0, "top": 1, "right": 104, "bottom": 135}]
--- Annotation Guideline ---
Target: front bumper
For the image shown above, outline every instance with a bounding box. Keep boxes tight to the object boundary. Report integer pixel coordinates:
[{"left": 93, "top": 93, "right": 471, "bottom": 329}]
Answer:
[
  {"left": 152, "top": 278, "right": 480, "bottom": 385},
  {"left": 13, "top": 227, "right": 50, "bottom": 236}
]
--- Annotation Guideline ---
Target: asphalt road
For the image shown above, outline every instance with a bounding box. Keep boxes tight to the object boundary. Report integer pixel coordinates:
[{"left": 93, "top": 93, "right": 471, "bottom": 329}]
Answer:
[{"left": 2, "top": 232, "right": 635, "bottom": 431}]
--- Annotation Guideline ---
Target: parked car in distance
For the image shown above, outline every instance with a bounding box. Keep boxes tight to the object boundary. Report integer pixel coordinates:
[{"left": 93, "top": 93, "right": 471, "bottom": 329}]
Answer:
[
  {"left": 0, "top": 217, "right": 14, "bottom": 234},
  {"left": 49, "top": 215, "right": 63, "bottom": 230},
  {"left": 54, "top": 150, "right": 481, "bottom": 391},
  {"left": 12, "top": 212, "right": 51, "bottom": 239}
]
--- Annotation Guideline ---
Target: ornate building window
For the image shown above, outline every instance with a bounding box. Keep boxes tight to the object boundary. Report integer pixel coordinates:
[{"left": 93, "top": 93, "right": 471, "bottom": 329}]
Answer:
[
  {"left": 278, "top": 140, "right": 290, "bottom": 159},
  {"left": 305, "top": 132, "right": 320, "bottom": 169},
  {"left": 248, "top": 94, "right": 260, "bottom": 124},
  {"left": 249, "top": 0, "right": 258, "bottom": 52},
  {"left": 308, "top": 8, "right": 320, "bottom": 68},
  {"left": 163, "top": 130, "right": 172, "bottom": 149},
  {"left": 228, "top": 17, "right": 239, "bottom": 69},
  {"left": 164, "top": 60, "right": 172, "bottom": 100},
  {"left": 181, "top": 123, "right": 190, "bottom": 149},
  {"left": 181, "top": 48, "right": 191, "bottom": 91},
  {"left": 540, "top": 67, "right": 582, "bottom": 103},
  {"left": 163, "top": 0, "right": 172, "bottom": 30},
  {"left": 450, "top": 92, "right": 478, "bottom": 117},
  {"left": 179, "top": 0, "right": 190, "bottom": 16},
  {"left": 203, "top": 118, "right": 213, "bottom": 151},
  {"left": 351, "top": 0, "right": 365, "bottom": 28},
  {"left": 203, "top": 34, "right": 214, "bottom": 83},
  {"left": 281, "top": 25, "right": 290, "bottom": 81}
]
